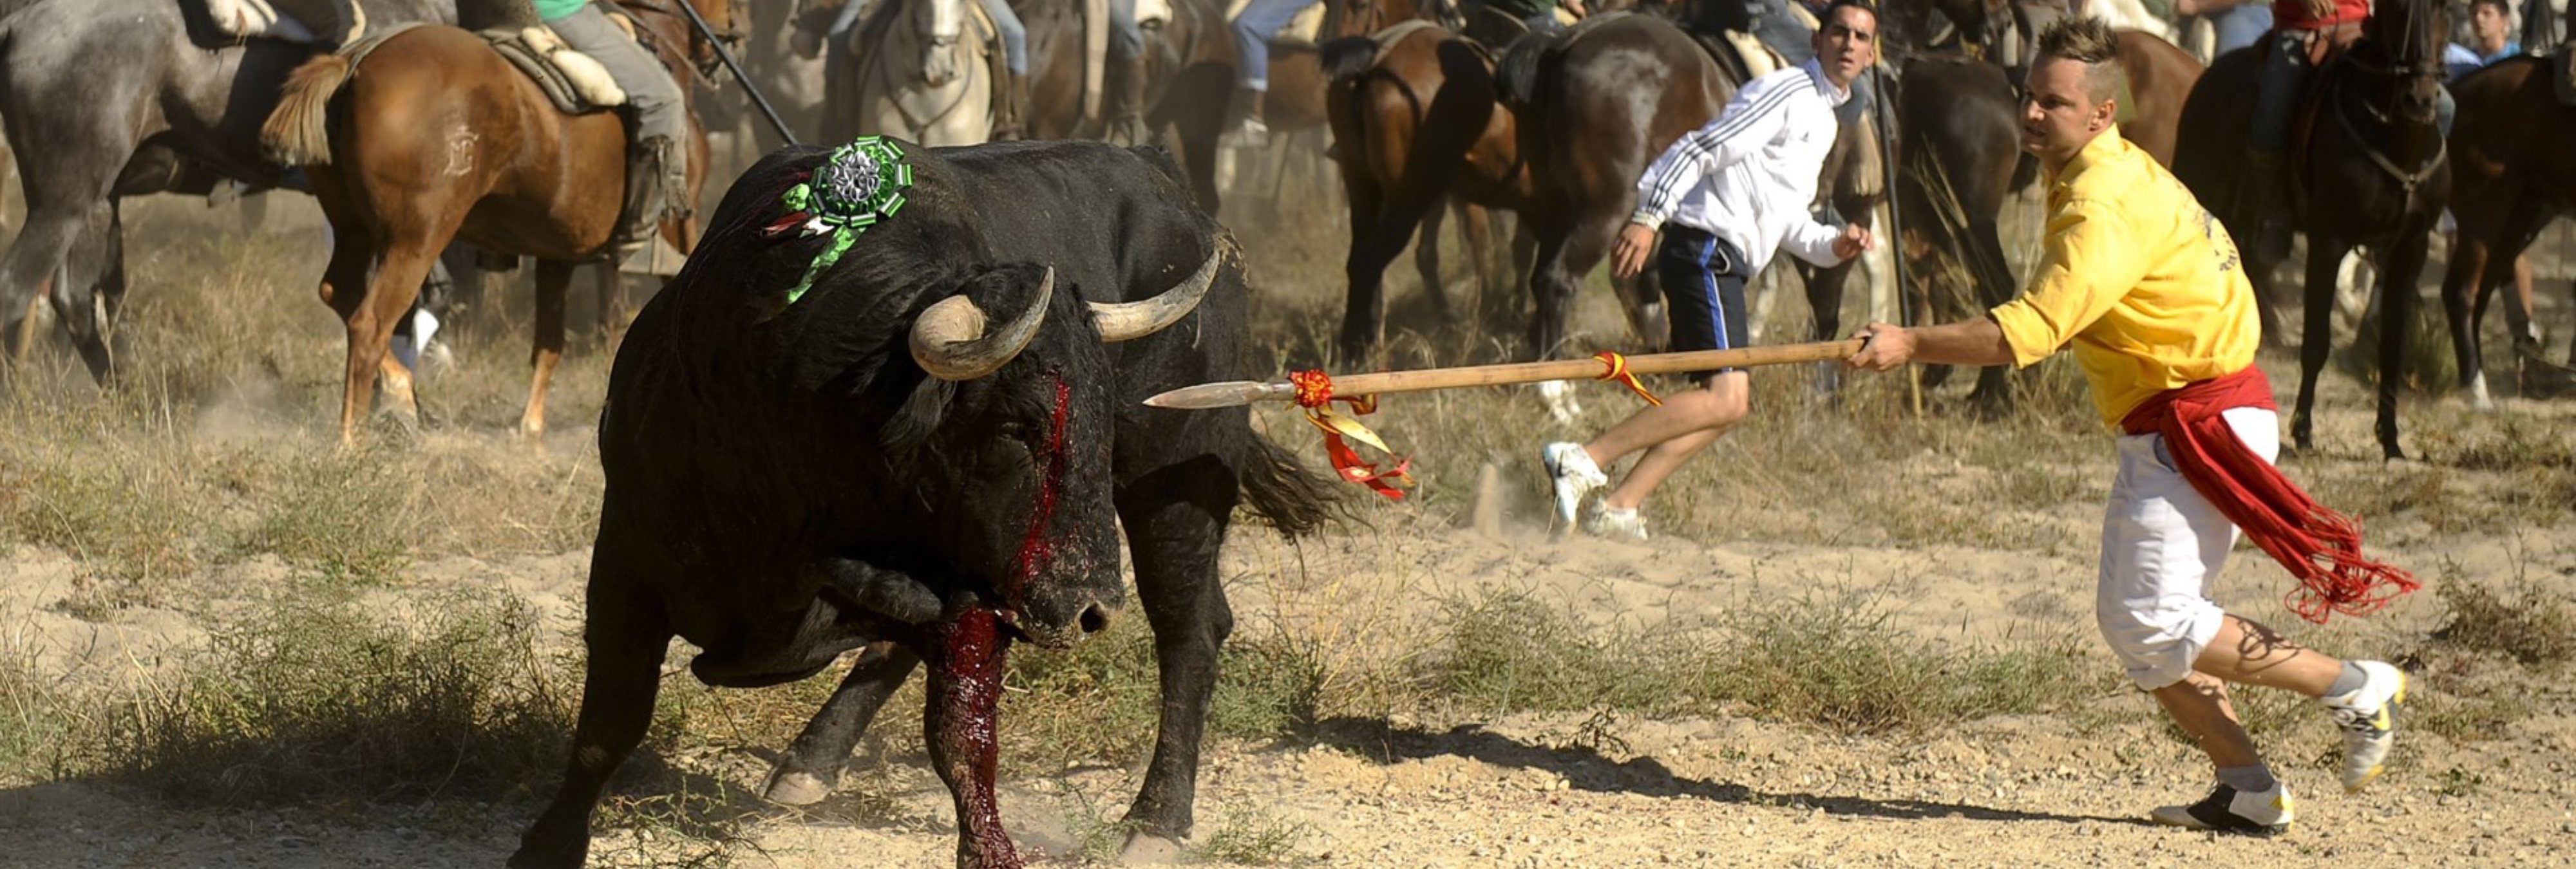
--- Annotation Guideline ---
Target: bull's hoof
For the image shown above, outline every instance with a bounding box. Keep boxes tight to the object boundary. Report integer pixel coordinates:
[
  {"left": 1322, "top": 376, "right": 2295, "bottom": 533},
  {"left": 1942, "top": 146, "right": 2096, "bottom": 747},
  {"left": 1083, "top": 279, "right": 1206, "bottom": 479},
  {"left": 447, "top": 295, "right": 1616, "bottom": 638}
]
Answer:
[
  {"left": 1117, "top": 830, "right": 1188, "bottom": 864},
  {"left": 763, "top": 768, "right": 835, "bottom": 806}
]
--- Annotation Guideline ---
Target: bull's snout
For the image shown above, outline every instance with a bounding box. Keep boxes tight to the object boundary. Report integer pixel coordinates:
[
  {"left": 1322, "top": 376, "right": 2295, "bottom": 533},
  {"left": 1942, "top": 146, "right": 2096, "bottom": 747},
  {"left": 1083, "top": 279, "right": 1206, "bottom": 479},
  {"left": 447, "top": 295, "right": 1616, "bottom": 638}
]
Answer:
[{"left": 1010, "top": 589, "right": 1124, "bottom": 648}]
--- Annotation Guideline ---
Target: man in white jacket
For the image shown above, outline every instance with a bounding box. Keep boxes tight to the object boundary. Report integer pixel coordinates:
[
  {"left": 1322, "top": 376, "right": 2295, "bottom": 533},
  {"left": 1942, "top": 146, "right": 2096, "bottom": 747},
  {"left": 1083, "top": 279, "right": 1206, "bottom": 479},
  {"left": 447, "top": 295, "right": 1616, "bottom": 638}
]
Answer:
[{"left": 1540, "top": 0, "right": 1877, "bottom": 540}]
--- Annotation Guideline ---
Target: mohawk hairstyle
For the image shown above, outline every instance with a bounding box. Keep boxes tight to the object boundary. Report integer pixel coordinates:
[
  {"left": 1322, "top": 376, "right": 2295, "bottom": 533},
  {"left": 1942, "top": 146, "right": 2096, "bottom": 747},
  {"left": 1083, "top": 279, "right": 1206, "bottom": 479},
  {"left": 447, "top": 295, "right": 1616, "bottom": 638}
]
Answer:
[{"left": 2034, "top": 16, "right": 2126, "bottom": 104}]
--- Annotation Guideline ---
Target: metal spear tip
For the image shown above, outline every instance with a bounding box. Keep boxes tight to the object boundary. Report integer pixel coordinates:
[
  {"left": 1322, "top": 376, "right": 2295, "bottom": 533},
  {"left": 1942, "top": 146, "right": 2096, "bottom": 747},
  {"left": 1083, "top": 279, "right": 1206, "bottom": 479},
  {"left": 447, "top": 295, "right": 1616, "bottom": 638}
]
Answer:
[{"left": 1142, "top": 380, "right": 1280, "bottom": 409}]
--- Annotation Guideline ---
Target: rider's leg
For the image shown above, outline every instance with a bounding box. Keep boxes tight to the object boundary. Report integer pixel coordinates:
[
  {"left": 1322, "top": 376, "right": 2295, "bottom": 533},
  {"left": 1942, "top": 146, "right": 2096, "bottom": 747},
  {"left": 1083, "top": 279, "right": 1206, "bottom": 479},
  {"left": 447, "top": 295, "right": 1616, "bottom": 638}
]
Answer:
[
  {"left": 1104, "top": 0, "right": 1151, "bottom": 143},
  {"left": 981, "top": 0, "right": 1031, "bottom": 138},
  {"left": 547, "top": 5, "right": 690, "bottom": 255},
  {"left": 1229, "top": 0, "right": 1316, "bottom": 147},
  {"left": 2246, "top": 29, "right": 2312, "bottom": 263}
]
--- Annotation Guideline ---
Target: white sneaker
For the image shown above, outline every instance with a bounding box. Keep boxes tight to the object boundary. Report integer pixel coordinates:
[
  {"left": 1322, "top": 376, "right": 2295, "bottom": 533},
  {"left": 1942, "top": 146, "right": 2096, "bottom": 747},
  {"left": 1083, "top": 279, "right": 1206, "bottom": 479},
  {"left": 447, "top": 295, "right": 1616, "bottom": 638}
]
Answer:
[
  {"left": 1582, "top": 504, "right": 1650, "bottom": 541},
  {"left": 2150, "top": 781, "right": 2293, "bottom": 836},
  {"left": 1539, "top": 442, "right": 1606, "bottom": 532},
  {"left": 2322, "top": 660, "right": 2405, "bottom": 793}
]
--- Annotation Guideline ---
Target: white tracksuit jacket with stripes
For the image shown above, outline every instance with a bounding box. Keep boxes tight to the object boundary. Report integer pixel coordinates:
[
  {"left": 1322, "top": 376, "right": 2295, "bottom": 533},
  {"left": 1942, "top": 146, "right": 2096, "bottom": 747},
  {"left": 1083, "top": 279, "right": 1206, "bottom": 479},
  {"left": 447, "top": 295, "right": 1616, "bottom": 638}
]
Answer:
[{"left": 1629, "top": 59, "right": 1851, "bottom": 276}]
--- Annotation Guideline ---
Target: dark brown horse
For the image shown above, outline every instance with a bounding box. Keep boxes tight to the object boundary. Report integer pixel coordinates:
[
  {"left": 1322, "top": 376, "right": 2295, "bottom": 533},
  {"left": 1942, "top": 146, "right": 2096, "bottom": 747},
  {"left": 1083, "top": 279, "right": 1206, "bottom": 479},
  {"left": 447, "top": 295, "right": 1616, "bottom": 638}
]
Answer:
[
  {"left": 1018, "top": 0, "right": 1238, "bottom": 207},
  {"left": 1322, "top": 12, "right": 1538, "bottom": 365},
  {"left": 2173, "top": 0, "right": 2450, "bottom": 458},
  {"left": 262, "top": 0, "right": 736, "bottom": 444},
  {"left": 2438, "top": 53, "right": 2576, "bottom": 405}
]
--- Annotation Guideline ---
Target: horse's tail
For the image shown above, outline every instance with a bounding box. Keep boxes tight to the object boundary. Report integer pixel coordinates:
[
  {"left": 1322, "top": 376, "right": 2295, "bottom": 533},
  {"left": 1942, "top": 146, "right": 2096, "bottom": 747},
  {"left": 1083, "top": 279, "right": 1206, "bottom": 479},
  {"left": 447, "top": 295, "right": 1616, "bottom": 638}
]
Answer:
[
  {"left": 1495, "top": 32, "right": 1555, "bottom": 108},
  {"left": 1320, "top": 36, "right": 1380, "bottom": 82},
  {"left": 261, "top": 53, "right": 355, "bottom": 166}
]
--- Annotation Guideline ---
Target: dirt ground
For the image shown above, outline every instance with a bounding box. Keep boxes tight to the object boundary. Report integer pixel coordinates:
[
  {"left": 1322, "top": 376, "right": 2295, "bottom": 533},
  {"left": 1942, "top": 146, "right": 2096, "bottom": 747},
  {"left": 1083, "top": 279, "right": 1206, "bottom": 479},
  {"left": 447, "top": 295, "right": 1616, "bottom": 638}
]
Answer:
[{"left": 2, "top": 162, "right": 2574, "bottom": 868}]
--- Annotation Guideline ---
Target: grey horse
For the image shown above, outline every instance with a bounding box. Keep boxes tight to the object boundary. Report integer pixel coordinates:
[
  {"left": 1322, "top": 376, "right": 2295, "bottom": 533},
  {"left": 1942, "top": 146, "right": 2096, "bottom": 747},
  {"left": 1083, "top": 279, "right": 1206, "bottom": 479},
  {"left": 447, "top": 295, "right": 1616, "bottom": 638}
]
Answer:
[{"left": 0, "top": 0, "right": 454, "bottom": 377}]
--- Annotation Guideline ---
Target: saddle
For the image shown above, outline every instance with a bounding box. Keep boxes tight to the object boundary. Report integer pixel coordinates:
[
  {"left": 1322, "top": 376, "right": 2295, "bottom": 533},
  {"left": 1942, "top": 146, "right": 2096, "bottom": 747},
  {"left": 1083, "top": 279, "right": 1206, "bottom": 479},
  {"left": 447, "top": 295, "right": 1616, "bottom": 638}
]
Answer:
[{"left": 486, "top": 25, "right": 633, "bottom": 115}]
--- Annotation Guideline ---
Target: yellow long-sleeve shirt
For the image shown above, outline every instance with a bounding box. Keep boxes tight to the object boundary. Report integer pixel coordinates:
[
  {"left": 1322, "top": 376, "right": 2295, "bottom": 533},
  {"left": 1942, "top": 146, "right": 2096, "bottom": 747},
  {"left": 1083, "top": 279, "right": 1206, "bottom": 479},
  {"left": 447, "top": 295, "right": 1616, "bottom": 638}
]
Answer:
[{"left": 1988, "top": 127, "right": 2263, "bottom": 426}]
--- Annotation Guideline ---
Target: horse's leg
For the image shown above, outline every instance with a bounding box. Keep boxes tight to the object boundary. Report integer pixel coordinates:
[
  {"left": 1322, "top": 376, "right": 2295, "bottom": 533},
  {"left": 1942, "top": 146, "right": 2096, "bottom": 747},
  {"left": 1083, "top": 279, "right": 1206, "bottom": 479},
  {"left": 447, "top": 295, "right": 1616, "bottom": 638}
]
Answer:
[
  {"left": 593, "top": 262, "right": 624, "bottom": 340},
  {"left": 1455, "top": 200, "right": 1501, "bottom": 327},
  {"left": 524, "top": 260, "right": 574, "bottom": 440},
  {"left": 764, "top": 641, "right": 922, "bottom": 806},
  {"left": 1534, "top": 199, "right": 1629, "bottom": 357},
  {"left": 1963, "top": 216, "right": 2017, "bottom": 415},
  {"left": 511, "top": 538, "right": 672, "bottom": 869},
  {"left": 2291, "top": 231, "right": 2349, "bottom": 454},
  {"left": 0, "top": 171, "right": 113, "bottom": 370},
  {"left": 2374, "top": 227, "right": 2433, "bottom": 461},
  {"left": 1336, "top": 162, "right": 1394, "bottom": 367},
  {"left": 1415, "top": 193, "right": 1454, "bottom": 323},
  {"left": 2441, "top": 223, "right": 2490, "bottom": 407}
]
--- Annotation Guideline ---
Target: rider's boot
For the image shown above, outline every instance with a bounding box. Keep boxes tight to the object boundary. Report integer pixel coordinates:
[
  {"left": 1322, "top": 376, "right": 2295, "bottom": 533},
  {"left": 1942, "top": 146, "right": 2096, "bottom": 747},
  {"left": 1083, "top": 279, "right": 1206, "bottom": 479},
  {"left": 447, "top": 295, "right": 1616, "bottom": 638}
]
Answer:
[
  {"left": 1224, "top": 88, "right": 1269, "bottom": 149},
  {"left": 992, "top": 70, "right": 1029, "bottom": 141},
  {"left": 1104, "top": 52, "right": 1151, "bottom": 146},
  {"left": 614, "top": 135, "right": 682, "bottom": 276}
]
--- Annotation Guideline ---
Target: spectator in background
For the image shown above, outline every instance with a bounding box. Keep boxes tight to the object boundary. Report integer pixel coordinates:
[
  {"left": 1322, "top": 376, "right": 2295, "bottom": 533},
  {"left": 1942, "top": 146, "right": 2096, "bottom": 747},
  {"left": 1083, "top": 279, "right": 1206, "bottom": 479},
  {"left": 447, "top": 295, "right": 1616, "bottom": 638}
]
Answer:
[{"left": 2175, "top": 0, "right": 2272, "bottom": 55}]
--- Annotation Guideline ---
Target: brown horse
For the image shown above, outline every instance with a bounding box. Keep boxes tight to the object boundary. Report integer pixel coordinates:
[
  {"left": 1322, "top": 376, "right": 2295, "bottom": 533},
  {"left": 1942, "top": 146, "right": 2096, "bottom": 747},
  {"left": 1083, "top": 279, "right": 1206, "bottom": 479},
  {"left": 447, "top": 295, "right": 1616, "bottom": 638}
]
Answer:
[
  {"left": 262, "top": 0, "right": 737, "bottom": 444},
  {"left": 2173, "top": 0, "right": 2450, "bottom": 459},
  {"left": 2438, "top": 53, "right": 2576, "bottom": 405},
  {"left": 1017, "top": 0, "right": 1238, "bottom": 207},
  {"left": 1321, "top": 7, "right": 1537, "bottom": 364}
]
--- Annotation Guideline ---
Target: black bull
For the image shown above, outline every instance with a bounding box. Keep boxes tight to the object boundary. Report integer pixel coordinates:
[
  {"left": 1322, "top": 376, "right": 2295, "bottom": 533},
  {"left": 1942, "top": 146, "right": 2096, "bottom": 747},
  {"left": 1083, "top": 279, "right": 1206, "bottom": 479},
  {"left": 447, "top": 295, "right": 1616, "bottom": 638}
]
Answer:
[{"left": 511, "top": 140, "right": 1337, "bottom": 869}]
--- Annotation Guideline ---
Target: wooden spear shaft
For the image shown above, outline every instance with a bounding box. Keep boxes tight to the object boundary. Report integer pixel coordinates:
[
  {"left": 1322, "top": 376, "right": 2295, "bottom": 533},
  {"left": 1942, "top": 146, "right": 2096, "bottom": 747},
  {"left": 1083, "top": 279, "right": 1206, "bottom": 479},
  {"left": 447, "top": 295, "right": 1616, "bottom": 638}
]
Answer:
[{"left": 1146, "top": 339, "right": 1866, "bottom": 408}]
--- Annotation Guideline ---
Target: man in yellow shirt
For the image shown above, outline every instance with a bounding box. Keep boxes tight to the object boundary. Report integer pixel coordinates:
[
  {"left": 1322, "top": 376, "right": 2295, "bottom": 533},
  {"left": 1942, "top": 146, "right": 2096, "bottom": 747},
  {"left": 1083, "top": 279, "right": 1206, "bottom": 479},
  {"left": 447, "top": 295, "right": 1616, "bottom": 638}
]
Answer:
[{"left": 1846, "top": 17, "right": 2414, "bottom": 834}]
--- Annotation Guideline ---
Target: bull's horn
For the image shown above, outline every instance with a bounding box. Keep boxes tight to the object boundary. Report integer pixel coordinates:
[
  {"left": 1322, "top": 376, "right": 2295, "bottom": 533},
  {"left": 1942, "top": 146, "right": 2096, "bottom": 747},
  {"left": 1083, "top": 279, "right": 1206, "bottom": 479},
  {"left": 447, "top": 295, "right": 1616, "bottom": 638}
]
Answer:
[
  {"left": 909, "top": 268, "right": 1054, "bottom": 380},
  {"left": 1088, "top": 246, "right": 1221, "bottom": 342}
]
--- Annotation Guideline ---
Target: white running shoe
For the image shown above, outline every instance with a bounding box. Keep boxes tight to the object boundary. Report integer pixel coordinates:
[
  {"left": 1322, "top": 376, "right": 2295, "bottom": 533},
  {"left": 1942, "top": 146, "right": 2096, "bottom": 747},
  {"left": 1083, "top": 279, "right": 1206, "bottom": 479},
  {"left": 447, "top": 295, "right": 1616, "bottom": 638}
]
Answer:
[
  {"left": 1539, "top": 442, "right": 1606, "bottom": 532},
  {"left": 1582, "top": 504, "right": 1650, "bottom": 542},
  {"left": 2322, "top": 660, "right": 2405, "bottom": 793}
]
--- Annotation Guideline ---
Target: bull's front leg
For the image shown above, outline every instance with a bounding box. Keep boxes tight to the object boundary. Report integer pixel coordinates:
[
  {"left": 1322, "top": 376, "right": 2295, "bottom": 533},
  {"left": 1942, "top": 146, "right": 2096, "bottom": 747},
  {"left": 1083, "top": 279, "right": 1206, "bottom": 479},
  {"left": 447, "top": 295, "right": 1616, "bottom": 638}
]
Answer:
[{"left": 923, "top": 601, "right": 1019, "bottom": 868}]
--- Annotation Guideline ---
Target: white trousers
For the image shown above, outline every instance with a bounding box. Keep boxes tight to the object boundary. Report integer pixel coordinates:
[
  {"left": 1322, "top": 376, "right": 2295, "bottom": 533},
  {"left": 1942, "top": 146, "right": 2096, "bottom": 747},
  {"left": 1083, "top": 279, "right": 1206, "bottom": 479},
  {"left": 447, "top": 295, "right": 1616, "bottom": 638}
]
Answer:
[{"left": 2096, "top": 407, "right": 2282, "bottom": 690}]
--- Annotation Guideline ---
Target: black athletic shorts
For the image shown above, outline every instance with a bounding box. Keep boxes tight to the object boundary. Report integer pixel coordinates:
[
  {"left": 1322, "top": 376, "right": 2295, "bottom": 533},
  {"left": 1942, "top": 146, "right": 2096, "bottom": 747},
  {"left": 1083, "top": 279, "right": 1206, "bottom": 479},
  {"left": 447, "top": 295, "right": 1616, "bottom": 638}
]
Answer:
[{"left": 1654, "top": 224, "right": 1753, "bottom": 382}]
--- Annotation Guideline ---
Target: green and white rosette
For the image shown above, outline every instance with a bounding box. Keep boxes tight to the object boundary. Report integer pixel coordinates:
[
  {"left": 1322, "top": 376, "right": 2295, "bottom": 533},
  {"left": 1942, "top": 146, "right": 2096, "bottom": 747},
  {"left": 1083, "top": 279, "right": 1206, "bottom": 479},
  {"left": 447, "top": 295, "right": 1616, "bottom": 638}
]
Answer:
[{"left": 777, "top": 136, "right": 912, "bottom": 304}]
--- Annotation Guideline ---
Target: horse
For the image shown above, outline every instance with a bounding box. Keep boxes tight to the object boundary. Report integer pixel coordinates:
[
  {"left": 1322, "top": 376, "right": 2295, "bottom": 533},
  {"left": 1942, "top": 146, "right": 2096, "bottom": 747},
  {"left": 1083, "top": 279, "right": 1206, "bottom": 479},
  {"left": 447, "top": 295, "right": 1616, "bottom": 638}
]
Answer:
[
  {"left": 1018, "top": 0, "right": 1239, "bottom": 209},
  {"left": 1321, "top": 2, "right": 1540, "bottom": 366},
  {"left": 2438, "top": 54, "right": 2576, "bottom": 405},
  {"left": 0, "top": 0, "right": 455, "bottom": 380},
  {"left": 2172, "top": 0, "right": 2450, "bottom": 459},
  {"left": 261, "top": 0, "right": 739, "bottom": 444},
  {"left": 829, "top": 0, "right": 999, "bottom": 144}
]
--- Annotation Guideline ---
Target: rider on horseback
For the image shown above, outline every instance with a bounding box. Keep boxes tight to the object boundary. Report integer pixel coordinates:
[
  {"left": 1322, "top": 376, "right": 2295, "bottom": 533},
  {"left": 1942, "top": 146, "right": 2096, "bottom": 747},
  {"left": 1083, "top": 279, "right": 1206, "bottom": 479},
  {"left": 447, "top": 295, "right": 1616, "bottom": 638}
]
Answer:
[
  {"left": 530, "top": 0, "right": 693, "bottom": 268},
  {"left": 804, "top": 0, "right": 1039, "bottom": 139},
  {"left": 2244, "top": 0, "right": 2453, "bottom": 262}
]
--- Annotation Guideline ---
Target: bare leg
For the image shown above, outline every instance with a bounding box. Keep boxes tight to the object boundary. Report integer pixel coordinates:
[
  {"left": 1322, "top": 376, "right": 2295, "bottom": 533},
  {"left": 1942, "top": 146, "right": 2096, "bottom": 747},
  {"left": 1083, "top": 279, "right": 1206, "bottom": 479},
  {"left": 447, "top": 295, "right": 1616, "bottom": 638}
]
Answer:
[{"left": 1582, "top": 371, "right": 1750, "bottom": 510}]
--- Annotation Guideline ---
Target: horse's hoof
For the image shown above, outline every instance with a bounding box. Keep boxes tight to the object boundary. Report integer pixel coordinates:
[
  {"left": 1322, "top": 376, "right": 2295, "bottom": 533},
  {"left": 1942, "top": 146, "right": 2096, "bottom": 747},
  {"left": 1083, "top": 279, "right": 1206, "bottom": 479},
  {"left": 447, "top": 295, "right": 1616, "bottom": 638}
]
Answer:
[
  {"left": 763, "top": 768, "right": 834, "bottom": 807},
  {"left": 1118, "top": 830, "right": 1188, "bottom": 864}
]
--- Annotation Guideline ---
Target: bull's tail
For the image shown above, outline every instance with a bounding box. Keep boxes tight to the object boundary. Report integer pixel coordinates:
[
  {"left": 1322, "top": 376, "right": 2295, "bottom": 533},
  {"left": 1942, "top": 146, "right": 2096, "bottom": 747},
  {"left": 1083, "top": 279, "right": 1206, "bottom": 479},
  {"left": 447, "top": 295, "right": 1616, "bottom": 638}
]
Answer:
[
  {"left": 1320, "top": 36, "right": 1381, "bottom": 82},
  {"left": 1237, "top": 434, "right": 1341, "bottom": 539},
  {"left": 260, "top": 53, "right": 355, "bottom": 166}
]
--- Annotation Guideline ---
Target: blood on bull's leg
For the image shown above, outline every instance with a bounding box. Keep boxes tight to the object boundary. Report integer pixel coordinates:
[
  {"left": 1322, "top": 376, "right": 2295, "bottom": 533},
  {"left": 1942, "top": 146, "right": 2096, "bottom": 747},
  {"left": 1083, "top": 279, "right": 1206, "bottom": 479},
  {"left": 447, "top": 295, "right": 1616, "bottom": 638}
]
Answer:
[{"left": 923, "top": 601, "right": 1018, "bottom": 869}]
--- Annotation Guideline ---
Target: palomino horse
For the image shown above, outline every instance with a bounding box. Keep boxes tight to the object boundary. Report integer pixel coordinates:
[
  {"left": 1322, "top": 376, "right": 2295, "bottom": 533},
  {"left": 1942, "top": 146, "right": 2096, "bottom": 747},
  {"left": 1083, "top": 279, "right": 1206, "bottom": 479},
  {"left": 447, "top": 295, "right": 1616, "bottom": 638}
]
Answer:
[
  {"left": 2173, "top": 0, "right": 2450, "bottom": 459},
  {"left": 0, "top": 0, "right": 454, "bottom": 378},
  {"left": 2439, "top": 54, "right": 2576, "bottom": 404},
  {"left": 1019, "top": 0, "right": 1239, "bottom": 208},
  {"left": 261, "top": 0, "right": 737, "bottom": 444},
  {"left": 831, "top": 0, "right": 998, "bottom": 144}
]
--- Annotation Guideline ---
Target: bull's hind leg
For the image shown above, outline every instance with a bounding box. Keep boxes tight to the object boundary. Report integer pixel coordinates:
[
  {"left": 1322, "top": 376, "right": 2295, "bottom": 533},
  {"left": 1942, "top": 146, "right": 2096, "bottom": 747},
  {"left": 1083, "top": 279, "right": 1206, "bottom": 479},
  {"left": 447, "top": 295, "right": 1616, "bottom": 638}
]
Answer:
[
  {"left": 1113, "top": 461, "right": 1240, "bottom": 854},
  {"left": 512, "top": 545, "right": 672, "bottom": 869},
  {"left": 764, "top": 641, "right": 922, "bottom": 805},
  {"left": 523, "top": 261, "right": 574, "bottom": 439}
]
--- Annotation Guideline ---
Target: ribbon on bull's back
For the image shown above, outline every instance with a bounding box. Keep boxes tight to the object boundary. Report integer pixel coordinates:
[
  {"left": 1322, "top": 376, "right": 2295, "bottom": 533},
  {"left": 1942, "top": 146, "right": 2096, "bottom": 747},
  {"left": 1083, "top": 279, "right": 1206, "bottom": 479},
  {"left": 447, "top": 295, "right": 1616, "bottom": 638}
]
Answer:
[{"left": 763, "top": 137, "right": 913, "bottom": 304}]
